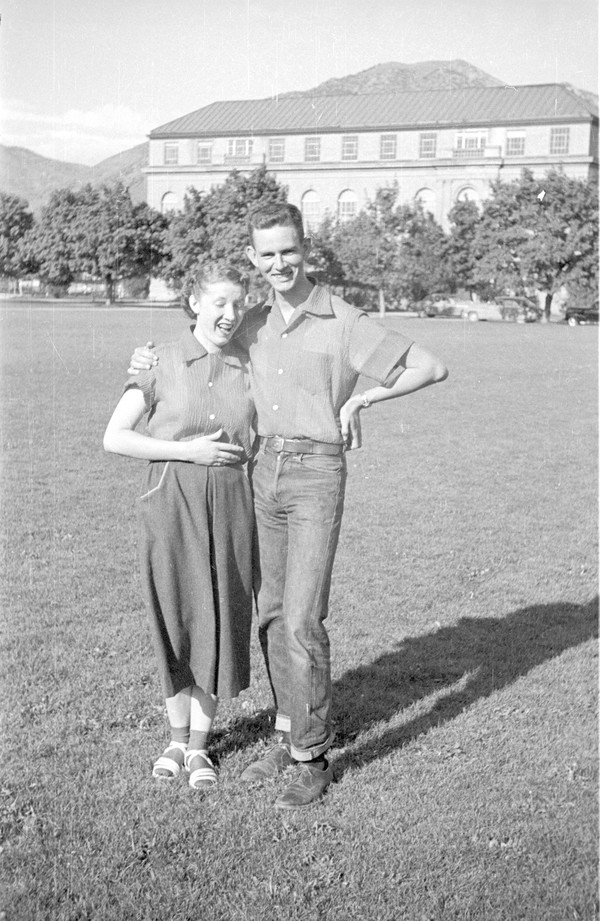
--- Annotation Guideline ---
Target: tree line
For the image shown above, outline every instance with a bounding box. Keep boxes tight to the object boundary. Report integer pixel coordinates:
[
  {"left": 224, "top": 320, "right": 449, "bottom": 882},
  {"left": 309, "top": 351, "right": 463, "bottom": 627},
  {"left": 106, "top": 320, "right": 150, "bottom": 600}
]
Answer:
[{"left": 1, "top": 165, "right": 597, "bottom": 316}]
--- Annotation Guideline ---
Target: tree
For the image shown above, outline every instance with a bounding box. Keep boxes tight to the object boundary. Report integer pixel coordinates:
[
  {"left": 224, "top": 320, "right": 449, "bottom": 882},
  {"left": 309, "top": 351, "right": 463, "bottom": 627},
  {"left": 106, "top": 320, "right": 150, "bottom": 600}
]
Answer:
[
  {"left": 31, "top": 183, "right": 167, "bottom": 301},
  {"left": 333, "top": 185, "right": 404, "bottom": 313},
  {"left": 331, "top": 187, "right": 449, "bottom": 312},
  {"left": 307, "top": 214, "right": 345, "bottom": 288},
  {"left": 472, "top": 169, "right": 598, "bottom": 318},
  {"left": 395, "top": 203, "right": 450, "bottom": 302},
  {"left": 161, "top": 188, "right": 209, "bottom": 290},
  {"left": 128, "top": 202, "right": 170, "bottom": 289},
  {"left": 520, "top": 170, "right": 598, "bottom": 318},
  {"left": 0, "top": 193, "right": 36, "bottom": 283},
  {"left": 32, "top": 189, "right": 80, "bottom": 292},
  {"left": 445, "top": 199, "right": 481, "bottom": 294},
  {"left": 161, "top": 166, "right": 288, "bottom": 293}
]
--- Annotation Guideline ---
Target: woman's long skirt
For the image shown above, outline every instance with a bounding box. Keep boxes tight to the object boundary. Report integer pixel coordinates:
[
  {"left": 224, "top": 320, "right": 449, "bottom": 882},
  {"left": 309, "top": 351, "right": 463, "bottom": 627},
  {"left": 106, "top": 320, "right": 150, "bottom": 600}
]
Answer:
[{"left": 137, "top": 460, "right": 253, "bottom": 699}]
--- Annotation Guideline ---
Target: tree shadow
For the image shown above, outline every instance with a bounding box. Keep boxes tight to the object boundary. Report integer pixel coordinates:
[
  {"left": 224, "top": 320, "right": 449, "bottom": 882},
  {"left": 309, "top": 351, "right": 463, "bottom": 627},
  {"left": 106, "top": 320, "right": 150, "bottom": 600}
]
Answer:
[
  {"left": 331, "top": 597, "right": 598, "bottom": 779},
  {"left": 212, "top": 598, "right": 598, "bottom": 770}
]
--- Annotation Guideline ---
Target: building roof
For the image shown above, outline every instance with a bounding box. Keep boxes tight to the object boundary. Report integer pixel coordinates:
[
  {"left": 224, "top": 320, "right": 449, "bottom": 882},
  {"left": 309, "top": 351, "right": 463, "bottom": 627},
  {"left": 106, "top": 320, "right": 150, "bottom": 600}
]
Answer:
[{"left": 150, "top": 84, "right": 598, "bottom": 139}]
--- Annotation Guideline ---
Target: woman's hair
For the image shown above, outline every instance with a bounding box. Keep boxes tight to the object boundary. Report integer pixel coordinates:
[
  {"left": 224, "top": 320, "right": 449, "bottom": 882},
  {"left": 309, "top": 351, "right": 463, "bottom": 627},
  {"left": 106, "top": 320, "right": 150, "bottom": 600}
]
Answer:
[
  {"left": 247, "top": 202, "right": 305, "bottom": 244},
  {"left": 181, "top": 262, "right": 248, "bottom": 318}
]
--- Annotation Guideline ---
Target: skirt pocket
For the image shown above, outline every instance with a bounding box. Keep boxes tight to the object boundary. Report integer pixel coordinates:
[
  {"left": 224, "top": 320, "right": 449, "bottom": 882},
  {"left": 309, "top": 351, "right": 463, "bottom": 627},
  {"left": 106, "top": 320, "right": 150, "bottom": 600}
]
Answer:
[{"left": 138, "top": 461, "right": 171, "bottom": 501}]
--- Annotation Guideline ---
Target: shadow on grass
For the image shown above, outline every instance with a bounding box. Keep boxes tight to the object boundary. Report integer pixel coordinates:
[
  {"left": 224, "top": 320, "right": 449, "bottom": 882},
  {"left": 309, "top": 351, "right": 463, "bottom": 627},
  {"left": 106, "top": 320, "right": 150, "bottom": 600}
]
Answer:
[
  {"left": 331, "top": 596, "right": 598, "bottom": 778},
  {"left": 212, "top": 597, "right": 598, "bottom": 771}
]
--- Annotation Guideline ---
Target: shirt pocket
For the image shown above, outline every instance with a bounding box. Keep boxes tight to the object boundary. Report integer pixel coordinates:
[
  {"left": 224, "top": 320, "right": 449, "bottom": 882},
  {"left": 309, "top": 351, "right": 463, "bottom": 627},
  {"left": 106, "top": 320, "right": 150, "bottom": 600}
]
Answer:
[{"left": 296, "top": 350, "right": 333, "bottom": 395}]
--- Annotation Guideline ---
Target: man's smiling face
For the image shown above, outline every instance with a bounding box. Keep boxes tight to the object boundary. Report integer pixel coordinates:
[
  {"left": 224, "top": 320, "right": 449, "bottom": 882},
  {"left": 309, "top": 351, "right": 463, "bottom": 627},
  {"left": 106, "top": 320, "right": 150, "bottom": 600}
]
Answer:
[{"left": 246, "top": 224, "right": 310, "bottom": 295}]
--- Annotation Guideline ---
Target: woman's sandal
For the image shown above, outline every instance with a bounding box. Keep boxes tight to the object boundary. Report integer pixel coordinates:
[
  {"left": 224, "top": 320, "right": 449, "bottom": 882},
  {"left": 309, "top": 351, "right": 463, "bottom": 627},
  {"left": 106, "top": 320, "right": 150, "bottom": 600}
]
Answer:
[
  {"left": 185, "top": 749, "right": 217, "bottom": 790},
  {"left": 152, "top": 742, "right": 187, "bottom": 780}
]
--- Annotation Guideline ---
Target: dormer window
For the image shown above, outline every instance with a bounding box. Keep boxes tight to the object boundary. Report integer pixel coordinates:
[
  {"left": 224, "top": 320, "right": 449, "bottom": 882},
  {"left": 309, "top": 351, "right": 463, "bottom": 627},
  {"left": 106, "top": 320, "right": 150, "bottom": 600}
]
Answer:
[{"left": 226, "top": 139, "right": 253, "bottom": 160}]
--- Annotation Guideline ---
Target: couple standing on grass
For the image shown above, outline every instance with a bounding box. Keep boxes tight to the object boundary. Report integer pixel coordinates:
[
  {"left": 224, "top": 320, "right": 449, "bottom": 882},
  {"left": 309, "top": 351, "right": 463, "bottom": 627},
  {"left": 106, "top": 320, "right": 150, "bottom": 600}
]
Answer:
[{"left": 104, "top": 202, "right": 448, "bottom": 811}]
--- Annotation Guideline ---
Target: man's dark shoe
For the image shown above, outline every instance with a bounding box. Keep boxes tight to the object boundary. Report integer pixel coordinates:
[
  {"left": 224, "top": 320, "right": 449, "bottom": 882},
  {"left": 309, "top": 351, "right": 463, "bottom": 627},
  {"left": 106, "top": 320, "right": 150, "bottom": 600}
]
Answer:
[
  {"left": 274, "top": 761, "right": 334, "bottom": 809},
  {"left": 240, "top": 744, "right": 295, "bottom": 783}
]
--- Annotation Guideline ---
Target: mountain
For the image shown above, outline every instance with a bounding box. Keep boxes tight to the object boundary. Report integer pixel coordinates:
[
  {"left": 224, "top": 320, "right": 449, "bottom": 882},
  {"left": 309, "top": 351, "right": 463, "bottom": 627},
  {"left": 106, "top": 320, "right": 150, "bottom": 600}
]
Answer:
[
  {"left": 0, "top": 141, "right": 148, "bottom": 213},
  {"left": 86, "top": 143, "right": 148, "bottom": 199},
  {"left": 288, "top": 59, "right": 505, "bottom": 96}
]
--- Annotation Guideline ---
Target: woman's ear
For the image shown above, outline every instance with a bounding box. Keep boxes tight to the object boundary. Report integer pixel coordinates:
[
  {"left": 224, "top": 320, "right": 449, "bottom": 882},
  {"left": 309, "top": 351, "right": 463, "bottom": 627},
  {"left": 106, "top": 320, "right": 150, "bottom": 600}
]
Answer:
[{"left": 189, "top": 294, "right": 200, "bottom": 314}]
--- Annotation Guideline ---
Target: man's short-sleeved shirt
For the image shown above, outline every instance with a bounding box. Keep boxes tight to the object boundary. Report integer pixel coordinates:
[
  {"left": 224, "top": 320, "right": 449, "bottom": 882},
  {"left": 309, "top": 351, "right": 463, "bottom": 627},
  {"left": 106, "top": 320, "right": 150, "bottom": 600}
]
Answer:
[
  {"left": 236, "top": 285, "right": 413, "bottom": 444},
  {"left": 124, "top": 326, "right": 255, "bottom": 461}
]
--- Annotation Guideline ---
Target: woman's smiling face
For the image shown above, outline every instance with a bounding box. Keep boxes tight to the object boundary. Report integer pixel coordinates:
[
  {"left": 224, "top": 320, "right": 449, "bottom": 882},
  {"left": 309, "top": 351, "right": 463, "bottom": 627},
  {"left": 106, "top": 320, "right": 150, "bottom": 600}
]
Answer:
[{"left": 190, "top": 280, "right": 247, "bottom": 352}]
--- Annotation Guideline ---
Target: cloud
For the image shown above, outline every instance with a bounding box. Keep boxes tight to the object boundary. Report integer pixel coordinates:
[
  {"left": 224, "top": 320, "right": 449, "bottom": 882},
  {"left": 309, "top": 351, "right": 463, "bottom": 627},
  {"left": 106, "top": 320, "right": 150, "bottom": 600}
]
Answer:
[{"left": 0, "top": 100, "right": 150, "bottom": 164}]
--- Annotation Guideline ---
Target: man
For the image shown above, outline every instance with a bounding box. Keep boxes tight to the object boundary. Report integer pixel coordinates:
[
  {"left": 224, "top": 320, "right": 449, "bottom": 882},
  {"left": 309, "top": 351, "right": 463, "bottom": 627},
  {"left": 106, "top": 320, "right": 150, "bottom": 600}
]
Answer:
[{"left": 130, "top": 203, "right": 448, "bottom": 809}]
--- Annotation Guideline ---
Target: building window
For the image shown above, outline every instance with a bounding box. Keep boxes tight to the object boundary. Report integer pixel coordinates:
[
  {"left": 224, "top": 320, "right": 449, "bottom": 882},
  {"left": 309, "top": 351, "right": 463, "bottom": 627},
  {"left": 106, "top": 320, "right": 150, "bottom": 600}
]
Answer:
[
  {"left": 197, "top": 142, "right": 213, "bottom": 164},
  {"left": 226, "top": 138, "right": 253, "bottom": 160},
  {"left": 419, "top": 133, "right": 437, "bottom": 159},
  {"left": 456, "top": 187, "right": 479, "bottom": 204},
  {"left": 161, "top": 192, "right": 179, "bottom": 213},
  {"left": 550, "top": 127, "right": 570, "bottom": 155},
  {"left": 301, "top": 190, "right": 321, "bottom": 231},
  {"left": 380, "top": 134, "right": 397, "bottom": 160},
  {"left": 337, "top": 189, "right": 358, "bottom": 223},
  {"left": 341, "top": 135, "right": 358, "bottom": 160},
  {"left": 164, "top": 144, "right": 179, "bottom": 165},
  {"left": 304, "top": 137, "right": 321, "bottom": 162},
  {"left": 268, "top": 138, "right": 285, "bottom": 163},
  {"left": 505, "top": 132, "right": 525, "bottom": 157},
  {"left": 454, "top": 131, "right": 486, "bottom": 158},
  {"left": 415, "top": 188, "right": 436, "bottom": 213}
]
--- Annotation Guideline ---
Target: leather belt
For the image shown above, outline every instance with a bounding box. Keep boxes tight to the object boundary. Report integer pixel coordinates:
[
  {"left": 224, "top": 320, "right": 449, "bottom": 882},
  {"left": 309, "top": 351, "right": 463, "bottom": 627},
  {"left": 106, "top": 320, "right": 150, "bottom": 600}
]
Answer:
[{"left": 259, "top": 436, "right": 343, "bottom": 456}]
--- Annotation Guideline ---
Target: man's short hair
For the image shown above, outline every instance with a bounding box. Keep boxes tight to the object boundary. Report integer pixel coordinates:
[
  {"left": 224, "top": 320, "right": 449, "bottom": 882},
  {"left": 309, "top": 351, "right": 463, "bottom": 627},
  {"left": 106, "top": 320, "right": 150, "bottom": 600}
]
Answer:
[{"left": 247, "top": 202, "right": 305, "bottom": 244}]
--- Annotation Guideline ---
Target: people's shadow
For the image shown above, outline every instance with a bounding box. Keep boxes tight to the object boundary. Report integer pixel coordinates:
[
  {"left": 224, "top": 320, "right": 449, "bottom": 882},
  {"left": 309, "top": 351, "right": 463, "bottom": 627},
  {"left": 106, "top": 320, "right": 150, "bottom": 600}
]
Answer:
[
  {"left": 331, "top": 597, "right": 598, "bottom": 779},
  {"left": 214, "top": 598, "right": 597, "bottom": 772}
]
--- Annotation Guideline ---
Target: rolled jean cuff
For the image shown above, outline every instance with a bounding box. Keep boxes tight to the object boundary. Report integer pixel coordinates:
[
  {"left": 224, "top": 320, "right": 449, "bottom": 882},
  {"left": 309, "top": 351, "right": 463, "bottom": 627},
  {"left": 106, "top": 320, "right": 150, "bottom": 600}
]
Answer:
[
  {"left": 275, "top": 713, "right": 291, "bottom": 733},
  {"left": 291, "top": 731, "right": 335, "bottom": 763}
]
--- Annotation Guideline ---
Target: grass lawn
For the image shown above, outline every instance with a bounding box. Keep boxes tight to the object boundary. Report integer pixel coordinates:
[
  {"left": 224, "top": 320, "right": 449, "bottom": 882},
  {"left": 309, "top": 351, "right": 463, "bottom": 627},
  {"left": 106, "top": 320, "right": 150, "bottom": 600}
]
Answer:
[{"left": 1, "top": 304, "right": 598, "bottom": 921}]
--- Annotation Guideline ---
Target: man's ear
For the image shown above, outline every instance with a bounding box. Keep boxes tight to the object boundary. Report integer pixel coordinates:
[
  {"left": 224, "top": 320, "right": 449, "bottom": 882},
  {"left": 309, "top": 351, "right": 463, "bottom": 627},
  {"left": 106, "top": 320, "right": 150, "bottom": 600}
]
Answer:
[
  {"left": 245, "top": 245, "right": 258, "bottom": 267},
  {"left": 189, "top": 294, "right": 199, "bottom": 314},
  {"left": 303, "top": 236, "right": 312, "bottom": 258}
]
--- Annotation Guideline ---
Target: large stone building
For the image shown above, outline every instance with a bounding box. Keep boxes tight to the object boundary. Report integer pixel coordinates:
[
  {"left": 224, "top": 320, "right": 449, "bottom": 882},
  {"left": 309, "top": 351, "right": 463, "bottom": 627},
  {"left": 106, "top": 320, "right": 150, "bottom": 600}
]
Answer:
[{"left": 144, "top": 83, "right": 598, "bottom": 229}]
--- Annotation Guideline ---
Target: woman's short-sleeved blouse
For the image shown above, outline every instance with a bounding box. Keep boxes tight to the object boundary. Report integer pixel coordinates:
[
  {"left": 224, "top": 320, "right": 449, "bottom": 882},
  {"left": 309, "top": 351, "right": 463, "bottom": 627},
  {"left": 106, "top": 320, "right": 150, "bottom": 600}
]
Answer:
[{"left": 124, "top": 326, "right": 255, "bottom": 461}]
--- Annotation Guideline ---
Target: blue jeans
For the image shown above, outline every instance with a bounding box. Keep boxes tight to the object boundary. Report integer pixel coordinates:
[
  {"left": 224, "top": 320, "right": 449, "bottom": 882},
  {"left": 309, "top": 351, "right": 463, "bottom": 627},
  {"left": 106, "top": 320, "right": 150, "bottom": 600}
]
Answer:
[{"left": 251, "top": 446, "right": 347, "bottom": 761}]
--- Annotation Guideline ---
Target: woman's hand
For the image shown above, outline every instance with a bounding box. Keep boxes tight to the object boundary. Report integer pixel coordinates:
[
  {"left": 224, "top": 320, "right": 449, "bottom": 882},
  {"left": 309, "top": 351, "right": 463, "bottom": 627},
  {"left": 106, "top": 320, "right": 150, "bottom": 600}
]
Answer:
[
  {"left": 182, "top": 430, "right": 245, "bottom": 466},
  {"left": 128, "top": 342, "right": 157, "bottom": 375}
]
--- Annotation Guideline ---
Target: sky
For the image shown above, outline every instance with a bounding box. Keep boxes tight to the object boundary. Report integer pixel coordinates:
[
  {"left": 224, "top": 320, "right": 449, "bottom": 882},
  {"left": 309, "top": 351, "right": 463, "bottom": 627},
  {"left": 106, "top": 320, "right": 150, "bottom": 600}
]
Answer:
[{"left": 1, "top": 0, "right": 597, "bottom": 166}]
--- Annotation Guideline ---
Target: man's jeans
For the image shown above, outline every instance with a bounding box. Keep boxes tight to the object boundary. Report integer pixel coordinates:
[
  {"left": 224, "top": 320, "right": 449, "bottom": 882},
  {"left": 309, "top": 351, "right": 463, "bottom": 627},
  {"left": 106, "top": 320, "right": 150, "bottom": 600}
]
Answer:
[{"left": 251, "top": 446, "right": 347, "bottom": 762}]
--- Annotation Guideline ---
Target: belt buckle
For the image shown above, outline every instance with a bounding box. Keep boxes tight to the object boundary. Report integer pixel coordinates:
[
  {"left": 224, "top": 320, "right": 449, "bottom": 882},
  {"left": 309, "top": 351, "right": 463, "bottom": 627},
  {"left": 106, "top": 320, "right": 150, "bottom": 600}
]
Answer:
[{"left": 270, "top": 436, "right": 285, "bottom": 453}]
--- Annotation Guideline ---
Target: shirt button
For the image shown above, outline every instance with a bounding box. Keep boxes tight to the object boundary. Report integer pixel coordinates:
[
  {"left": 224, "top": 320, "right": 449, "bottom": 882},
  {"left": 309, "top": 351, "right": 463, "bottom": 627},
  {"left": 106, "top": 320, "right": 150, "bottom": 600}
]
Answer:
[
  {"left": 208, "top": 381, "right": 213, "bottom": 387},
  {"left": 209, "top": 413, "right": 215, "bottom": 420},
  {"left": 278, "top": 368, "right": 284, "bottom": 375},
  {"left": 272, "top": 404, "right": 279, "bottom": 411},
  {"left": 282, "top": 333, "right": 288, "bottom": 339}
]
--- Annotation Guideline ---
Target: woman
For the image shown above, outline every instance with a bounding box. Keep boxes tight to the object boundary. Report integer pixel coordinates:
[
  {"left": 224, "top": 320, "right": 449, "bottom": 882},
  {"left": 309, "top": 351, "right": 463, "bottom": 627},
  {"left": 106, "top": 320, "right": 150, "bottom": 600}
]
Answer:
[{"left": 104, "top": 264, "right": 254, "bottom": 790}]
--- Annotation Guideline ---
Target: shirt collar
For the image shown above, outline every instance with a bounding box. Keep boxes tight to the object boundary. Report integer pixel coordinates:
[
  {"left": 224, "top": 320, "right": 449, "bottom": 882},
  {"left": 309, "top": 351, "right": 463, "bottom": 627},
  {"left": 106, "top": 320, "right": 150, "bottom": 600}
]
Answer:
[
  {"left": 180, "top": 326, "right": 246, "bottom": 369},
  {"left": 264, "top": 283, "right": 334, "bottom": 317},
  {"left": 180, "top": 326, "right": 209, "bottom": 362}
]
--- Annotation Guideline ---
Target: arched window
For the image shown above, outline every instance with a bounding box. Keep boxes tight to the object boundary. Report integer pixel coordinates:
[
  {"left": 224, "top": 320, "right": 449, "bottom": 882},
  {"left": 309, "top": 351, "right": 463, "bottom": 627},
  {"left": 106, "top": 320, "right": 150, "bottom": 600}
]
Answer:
[
  {"left": 161, "top": 192, "right": 179, "bottom": 214},
  {"left": 337, "top": 189, "right": 358, "bottom": 223},
  {"left": 301, "top": 190, "right": 321, "bottom": 231},
  {"left": 456, "top": 187, "right": 479, "bottom": 204},
  {"left": 415, "top": 188, "right": 436, "bottom": 213}
]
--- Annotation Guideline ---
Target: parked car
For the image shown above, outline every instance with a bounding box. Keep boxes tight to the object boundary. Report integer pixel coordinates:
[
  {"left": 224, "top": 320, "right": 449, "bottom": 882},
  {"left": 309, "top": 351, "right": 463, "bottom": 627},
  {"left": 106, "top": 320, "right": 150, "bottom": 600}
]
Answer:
[
  {"left": 460, "top": 301, "right": 505, "bottom": 322},
  {"left": 564, "top": 302, "right": 599, "bottom": 326},
  {"left": 492, "top": 296, "right": 543, "bottom": 323},
  {"left": 415, "top": 293, "right": 473, "bottom": 318}
]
